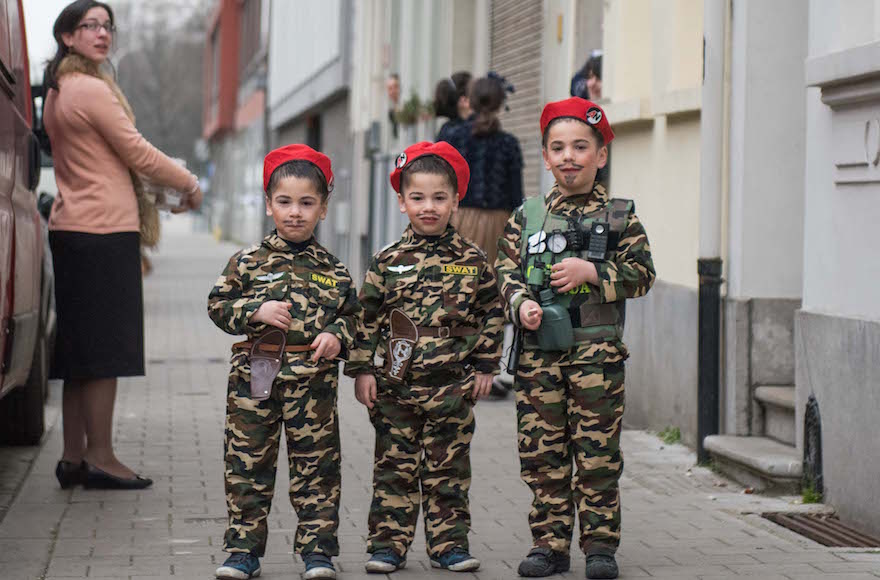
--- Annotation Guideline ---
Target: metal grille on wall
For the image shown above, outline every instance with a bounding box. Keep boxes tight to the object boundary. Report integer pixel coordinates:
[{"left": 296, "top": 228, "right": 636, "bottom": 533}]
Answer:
[{"left": 490, "top": 0, "right": 544, "bottom": 197}]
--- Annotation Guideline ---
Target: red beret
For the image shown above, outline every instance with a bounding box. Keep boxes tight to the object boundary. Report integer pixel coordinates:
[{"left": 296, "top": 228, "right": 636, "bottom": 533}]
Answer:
[
  {"left": 540, "top": 97, "right": 614, "bottom": 145},
  {"left": 389, "top": 141, "right": 470, "bottom": 200},
  {"left": 263, "top": 144, "right": 334, "bottom": 193}
]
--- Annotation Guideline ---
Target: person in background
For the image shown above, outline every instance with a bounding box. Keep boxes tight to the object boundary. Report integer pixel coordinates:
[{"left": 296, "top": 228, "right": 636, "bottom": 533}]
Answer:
[
  {"left": 387, "top": 73, "right": 401, "bottom": 140},
  {"left": 43, "top": 0, "right": 203, "bottom": 490},
  {"left": 434, "top": 71, "right": 472, "bottom": 141},
  {"left": 441, "top": 74, "right": 523, "bottom": 398},
  {"left": 571, "top": 50, "right": 603, "bottom": 100}
]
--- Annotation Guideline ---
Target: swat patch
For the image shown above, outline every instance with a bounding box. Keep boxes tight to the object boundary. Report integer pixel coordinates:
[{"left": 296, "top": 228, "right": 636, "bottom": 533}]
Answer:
[
  {"left": 310, "top": 273, "right": 338, "bottom": 288},
  {"left": 442, "top": 264, "right": 478, "bottom": 276}
]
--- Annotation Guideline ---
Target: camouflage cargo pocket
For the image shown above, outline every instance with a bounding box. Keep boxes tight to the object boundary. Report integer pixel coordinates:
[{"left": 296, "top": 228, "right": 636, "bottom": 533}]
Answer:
[
  {"left": 251, "top": 271, "right": 289, "bottom": 302},
  {"left": 441, "top": 270, "right": 478, "bottom": 316},
  {"left": 310, "top": 282, "right": 345, "bottom": 330}
]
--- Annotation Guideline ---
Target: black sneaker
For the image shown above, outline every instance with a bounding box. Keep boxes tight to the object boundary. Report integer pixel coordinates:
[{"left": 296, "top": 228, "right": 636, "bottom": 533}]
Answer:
[
  {"left": 585, "top": 554, "right": 618, "bottom": 579},
  {"left": 517, "top": 547, "right": 570, "bottom": 577}
]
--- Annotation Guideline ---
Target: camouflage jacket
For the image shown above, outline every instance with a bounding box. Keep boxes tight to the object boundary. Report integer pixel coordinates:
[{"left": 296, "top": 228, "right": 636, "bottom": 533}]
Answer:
[
  {"left": 495, "top": 183, "right": 655, "bottom": 367},
  {"left": 207, "top": 232, "right": 361, "bottom": 378},
  {"left": 344, "top": 225, "right": 504, "bottom": 377}
]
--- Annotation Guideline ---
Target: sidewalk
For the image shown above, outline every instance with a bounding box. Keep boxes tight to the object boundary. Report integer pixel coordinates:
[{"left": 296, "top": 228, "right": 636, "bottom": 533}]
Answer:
[{"left": 1, "top": 221, "right": 878, "bottom": 579}]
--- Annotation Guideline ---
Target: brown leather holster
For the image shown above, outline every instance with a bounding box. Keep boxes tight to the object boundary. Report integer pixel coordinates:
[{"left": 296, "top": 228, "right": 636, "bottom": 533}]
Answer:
[
  {"left": 248, "top": 329, "right": 286, "bottom": 400},
  {"left": 384, "top": 308, "right": 419, "bottom": 382}
]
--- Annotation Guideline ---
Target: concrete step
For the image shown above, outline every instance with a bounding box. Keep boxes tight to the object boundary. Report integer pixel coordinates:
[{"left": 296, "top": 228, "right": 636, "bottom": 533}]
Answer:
[
  {"left": 755, "top": 385, "right": 796, "bottom": 446},
  {"left": 704, "top": 435, "right": 801, "bottom": 494}
]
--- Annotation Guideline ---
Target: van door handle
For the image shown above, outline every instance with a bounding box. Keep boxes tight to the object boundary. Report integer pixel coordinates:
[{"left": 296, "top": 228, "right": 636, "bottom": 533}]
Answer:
[{"left": 27, "top": 131, "right": 41, "bottom": 192}]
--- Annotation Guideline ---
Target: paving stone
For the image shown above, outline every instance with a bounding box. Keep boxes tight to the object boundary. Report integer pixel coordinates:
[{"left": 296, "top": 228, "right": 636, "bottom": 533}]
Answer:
[{"left": 0, "top": 225, "right": 861, "bottom": 579}]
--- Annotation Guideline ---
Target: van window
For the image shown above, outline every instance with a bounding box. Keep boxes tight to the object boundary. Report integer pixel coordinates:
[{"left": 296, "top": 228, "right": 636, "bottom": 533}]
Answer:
[{"left": 0, "top": 0, "right": 12, "bottom": 86}]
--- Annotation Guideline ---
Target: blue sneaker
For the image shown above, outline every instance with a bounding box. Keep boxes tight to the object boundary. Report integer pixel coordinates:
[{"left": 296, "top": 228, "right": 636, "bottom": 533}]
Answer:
[
  {"left": 430, "top": 547, "right": 480, "bottom": 572},
  {"left": 215, "top": 552, "right": 261, "bottom": 579},
  {"left": 364, "top": 548, "right": 406, "bottom": 573},
  {"left": 302, "top": 552, "right": 336, "bottom": 579}
]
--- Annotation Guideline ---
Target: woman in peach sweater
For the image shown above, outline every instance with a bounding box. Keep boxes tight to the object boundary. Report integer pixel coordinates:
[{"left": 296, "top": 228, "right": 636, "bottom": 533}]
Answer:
[{"left": 44, "top": 0, "right": 203, "bottom": 490}]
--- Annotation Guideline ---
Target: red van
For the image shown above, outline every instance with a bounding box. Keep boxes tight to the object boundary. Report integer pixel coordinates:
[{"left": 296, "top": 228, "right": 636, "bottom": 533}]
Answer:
[{"left": 0, "top": 0, "right": 54, "bottom": 445}]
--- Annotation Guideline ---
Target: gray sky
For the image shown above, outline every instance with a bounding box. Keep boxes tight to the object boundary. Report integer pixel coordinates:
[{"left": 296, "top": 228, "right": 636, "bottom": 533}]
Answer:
[{"left": 23, "top": 0, "right": 73, "bottom": 81}]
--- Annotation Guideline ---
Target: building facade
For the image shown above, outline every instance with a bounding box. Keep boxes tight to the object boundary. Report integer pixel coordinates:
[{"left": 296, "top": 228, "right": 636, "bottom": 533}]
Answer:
[
  {"left": 203, "top": 0, "right": 269, "bottom": 245},
  {"left": 797, "top": 0, "right": 880, "bottom": 536},
  {"left": 205, "top": 0, "right": 880, "bottom": 535}
]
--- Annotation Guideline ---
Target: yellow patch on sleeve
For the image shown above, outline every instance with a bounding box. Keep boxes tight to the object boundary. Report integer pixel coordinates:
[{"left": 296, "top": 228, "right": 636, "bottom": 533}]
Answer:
[
  {"left": 310, "top": 272, "right": 339, "bottom": 287},
  {"left": 442, "top": 264, "right": 479, "bottom": 276}
]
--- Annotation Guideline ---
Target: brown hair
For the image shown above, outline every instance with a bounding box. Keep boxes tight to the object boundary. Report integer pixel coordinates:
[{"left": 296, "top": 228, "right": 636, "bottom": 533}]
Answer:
[
  {"left": 469, "top": 77, "right": 504, "bottom": 136},
  {"left": 44, "top": 0, "right": 115, "bottom": 90},
  {"left": 400, "top": 155, "right": 457, "bottom": 195},
  {"left": 433, "top": 71, "right": 472, "bottom": 119},
  {"left": 266, "top": 160, "right": 329, "bottom": 201},
  {"left": 541, "top": 117, "right": 605, "bottom": 149}
]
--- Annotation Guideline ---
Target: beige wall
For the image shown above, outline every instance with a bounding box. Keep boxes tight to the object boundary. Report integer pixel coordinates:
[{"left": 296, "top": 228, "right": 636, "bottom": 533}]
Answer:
[{"left": 601, "top": 0, "right": 704, "bottom": 290}]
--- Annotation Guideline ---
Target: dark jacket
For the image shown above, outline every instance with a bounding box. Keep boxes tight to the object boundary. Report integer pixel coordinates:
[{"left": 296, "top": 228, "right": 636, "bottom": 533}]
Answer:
[{"left": 441, "top": 119, "right": 523, "bottom": 211}]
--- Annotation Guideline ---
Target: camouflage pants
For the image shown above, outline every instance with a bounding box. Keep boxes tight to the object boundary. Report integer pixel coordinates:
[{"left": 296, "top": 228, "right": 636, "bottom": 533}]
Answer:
[
  {"left": 515, "top": 362, "right": 625, "bottom": 556},
  {"left": 367, "top": 367, "right": 475, "bottom": 557},
  {"left": 224, "top": 365, "right": 341, "bottom": 557}
]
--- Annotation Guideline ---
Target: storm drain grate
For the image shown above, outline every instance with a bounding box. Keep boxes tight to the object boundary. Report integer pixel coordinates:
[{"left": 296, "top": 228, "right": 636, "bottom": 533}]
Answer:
[{"left": 763, "top": 512, "right": 880, "bottom": 547}]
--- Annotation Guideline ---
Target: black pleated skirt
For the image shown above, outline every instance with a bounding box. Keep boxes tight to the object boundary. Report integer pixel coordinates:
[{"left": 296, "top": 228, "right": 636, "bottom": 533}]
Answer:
[{"left": 49, "top": 231, "right": 145, "bottom": 380}]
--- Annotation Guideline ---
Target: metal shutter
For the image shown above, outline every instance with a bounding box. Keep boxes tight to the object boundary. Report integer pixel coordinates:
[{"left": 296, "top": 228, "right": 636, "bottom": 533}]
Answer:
[{"left": 491, "top": 0, "right": 543, "bottom": 197}]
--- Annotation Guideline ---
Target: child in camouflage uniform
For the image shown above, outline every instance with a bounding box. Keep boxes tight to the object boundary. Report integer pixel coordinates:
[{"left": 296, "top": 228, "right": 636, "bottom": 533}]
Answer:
[
  {"left": 345, "top": 141, "right": 504, "bottom": 574},
  {"left": 208, "top": 145, "right": 360, "bottom": 580},
  {"left": 495, "top": 98, "right": 655, "bottom": 579}
]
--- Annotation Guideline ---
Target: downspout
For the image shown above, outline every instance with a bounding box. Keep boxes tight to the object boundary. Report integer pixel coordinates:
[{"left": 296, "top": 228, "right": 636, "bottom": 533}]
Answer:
[{"left": 697, "top": 0, "right": 729, "bottom": 462}]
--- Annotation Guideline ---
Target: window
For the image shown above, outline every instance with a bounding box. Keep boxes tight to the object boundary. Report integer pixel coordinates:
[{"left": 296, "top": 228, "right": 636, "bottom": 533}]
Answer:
[
  {"left": 210, "top": 25, "right": 221, "bottom": 118},
  {"left": 239, "top": 0, "right": 262, "bottom": 77}
]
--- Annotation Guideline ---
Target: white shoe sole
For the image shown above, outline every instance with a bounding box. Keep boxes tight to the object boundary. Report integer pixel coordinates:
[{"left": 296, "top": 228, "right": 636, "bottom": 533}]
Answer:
[
  {"left": 364, "top": 560, "right": 406, "bottom": 573},
  {"left": 215, "top": 565, "right": 261, "bottom": 579},
  {"left": 431, "top": 558, "right": 481, "bottom": 572},
  {"left": 303, "top": 566, "right": 337, "bottom": 579}
]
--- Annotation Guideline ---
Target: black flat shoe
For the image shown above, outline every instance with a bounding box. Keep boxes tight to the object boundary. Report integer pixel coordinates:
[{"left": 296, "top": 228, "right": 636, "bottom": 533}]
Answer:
[
  {"left": 55, "top": 460, "right": 87, "bottom": 489},
  {"left": 83, "top": 462, "right": 153, "bottom": 490}
]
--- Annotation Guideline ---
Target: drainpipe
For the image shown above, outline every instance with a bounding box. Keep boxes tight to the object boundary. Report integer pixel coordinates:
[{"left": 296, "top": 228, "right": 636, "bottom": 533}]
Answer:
[{"left": 697, "top": 0, "right": 728, "bottom": 463}]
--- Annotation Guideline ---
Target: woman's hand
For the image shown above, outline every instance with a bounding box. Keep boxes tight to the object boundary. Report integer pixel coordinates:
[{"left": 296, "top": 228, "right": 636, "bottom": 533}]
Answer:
[
  {"left": 311, "top": 332, "right": 341, "bottom": 362},
  {"left": 472, "top": 373, "right": 494, "bottom": 400},
  {"left": 519, "top": 299, "right": 543, "bottom": 330},
  {"left": 355, "top": 373, "right": 378, "bottom": 408},
  {"left": 550, "top": 257, "right": 597, "bottom": 293},
  {"left": 186, "top": 184, "right": 204, "bottom": 211},
  {"left": 252, "top": 301, "right": 292, "bottom": 330}
]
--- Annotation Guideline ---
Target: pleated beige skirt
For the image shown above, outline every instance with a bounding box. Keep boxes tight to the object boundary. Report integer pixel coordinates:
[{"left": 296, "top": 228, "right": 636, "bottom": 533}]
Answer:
[{"left": 451, "top": 207, "right": 513, "bottom": 267}]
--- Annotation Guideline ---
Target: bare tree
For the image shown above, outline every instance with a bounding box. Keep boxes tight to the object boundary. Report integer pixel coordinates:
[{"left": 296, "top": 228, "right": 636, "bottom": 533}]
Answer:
[{"left": 115, "top": 1, "right": 212, "bottom": 174}]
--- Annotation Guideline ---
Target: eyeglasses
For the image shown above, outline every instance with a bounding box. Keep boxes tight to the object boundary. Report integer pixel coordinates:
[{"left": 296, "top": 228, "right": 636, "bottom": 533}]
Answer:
[{"left": 77, "top": 20, "right": 116, "bottom": 34}]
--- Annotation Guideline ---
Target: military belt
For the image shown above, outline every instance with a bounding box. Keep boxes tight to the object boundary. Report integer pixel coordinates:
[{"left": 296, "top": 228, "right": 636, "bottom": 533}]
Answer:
[
  {"left": 415, "top": 325, "right": 479, "bottom": 339},
  {"left": 232, "top": 341, "right": 313, "bottom": 353}
]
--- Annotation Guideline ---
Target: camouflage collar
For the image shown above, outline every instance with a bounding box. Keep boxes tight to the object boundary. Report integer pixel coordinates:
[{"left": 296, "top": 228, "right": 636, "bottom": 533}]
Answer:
[
  {"left": 546, "top": 182, "right": 609, "bottom": 213},
  {"left": 263, "top": 231, "right": 322, "bottom": 261},
  {"left": 399, "top": 224, "right": 457, "bottom": 248}
]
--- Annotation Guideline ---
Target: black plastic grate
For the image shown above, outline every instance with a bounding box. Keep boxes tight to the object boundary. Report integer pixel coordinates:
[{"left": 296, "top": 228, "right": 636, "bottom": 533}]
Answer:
[{"left": 763, "top": 512, "right": 880, "bottom": 548}]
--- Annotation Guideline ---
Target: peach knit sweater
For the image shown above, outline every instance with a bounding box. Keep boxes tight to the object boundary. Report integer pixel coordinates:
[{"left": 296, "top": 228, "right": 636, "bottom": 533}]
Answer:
[{"left": 44, "top": 73, "right": 198, "bottom": 234}]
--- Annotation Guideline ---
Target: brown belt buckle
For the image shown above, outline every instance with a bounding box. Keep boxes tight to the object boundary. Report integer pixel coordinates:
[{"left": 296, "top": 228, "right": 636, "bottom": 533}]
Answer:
[
  {"left": 249, "top": 329, "right": 286, "bottom": 400},
  {"left": 437, "top": 326, "right": 450, "bottom": 339}
]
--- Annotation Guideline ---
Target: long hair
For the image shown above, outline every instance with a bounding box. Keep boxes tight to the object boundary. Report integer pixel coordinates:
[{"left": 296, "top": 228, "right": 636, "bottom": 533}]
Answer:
[
  {"left": 43, "top": 0, "right": 115, "bottom": 91},
  {"left": 469, "top": 76, "right": 504, "bottom": 136}
]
